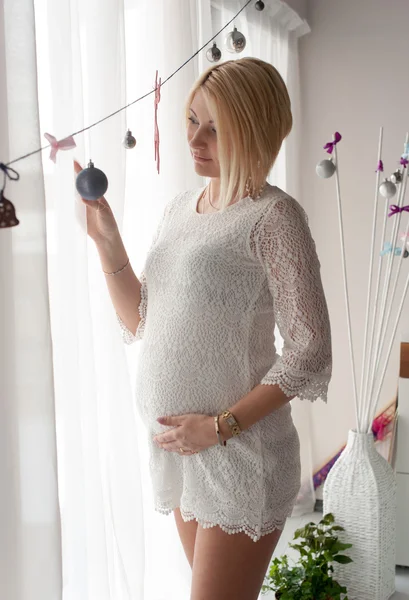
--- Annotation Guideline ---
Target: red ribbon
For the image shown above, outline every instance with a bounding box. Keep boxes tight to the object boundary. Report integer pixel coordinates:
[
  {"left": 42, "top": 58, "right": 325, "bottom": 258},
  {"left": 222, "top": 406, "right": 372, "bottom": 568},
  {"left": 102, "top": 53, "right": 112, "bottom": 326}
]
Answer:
[{"left": 154, "top": 71, "right": 161, "bottom": 175}]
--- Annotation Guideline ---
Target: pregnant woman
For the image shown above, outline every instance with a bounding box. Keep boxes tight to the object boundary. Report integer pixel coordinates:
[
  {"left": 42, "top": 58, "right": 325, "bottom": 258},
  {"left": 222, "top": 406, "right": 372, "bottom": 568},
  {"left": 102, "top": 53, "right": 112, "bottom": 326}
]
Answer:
[{"left": 75, "top": 57, "right": 332, "bottom": 600}]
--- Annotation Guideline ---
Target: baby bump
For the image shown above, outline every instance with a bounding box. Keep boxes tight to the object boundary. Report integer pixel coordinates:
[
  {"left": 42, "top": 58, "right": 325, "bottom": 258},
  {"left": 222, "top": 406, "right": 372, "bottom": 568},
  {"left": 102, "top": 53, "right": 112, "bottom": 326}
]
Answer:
[{"left": 135, "top": 351, "right": 250, "bottom": 426}]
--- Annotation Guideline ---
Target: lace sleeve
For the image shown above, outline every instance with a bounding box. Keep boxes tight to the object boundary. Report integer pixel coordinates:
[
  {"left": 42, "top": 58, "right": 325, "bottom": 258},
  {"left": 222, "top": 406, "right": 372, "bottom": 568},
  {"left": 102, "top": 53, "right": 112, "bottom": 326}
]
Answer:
[
  {"left": 117, "top": 271, "right": 148, "bottom": 344},
  {"left": 254, "top": 196, "right": 332, "bottom": 402}
]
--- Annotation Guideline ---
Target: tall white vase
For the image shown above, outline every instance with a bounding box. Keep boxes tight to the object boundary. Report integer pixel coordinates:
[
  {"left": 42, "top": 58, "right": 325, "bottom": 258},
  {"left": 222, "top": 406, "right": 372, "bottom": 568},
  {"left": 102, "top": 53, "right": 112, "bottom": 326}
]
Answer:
[{"left": 323, "top": 430, "right": 396, "bottom": 600}]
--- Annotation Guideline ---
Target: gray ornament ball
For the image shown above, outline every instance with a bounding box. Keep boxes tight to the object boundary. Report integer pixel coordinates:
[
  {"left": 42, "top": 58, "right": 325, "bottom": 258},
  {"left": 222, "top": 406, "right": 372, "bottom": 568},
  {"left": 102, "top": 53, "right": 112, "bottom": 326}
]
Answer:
[
  {"left": 404, "top": 249, "right": 409, "bottom": 259},
  {"left": 76, "top": 160, "right": 108, "bottom": 201},
  {"left": 123, "top": 129, "right": 136, "bottom": 149},
  {"left": 391, "top": 169, "right": 403, "bottom": 185},
  {"left": 255, "top": 0, "right": 265, "bottom": 10},
  {"left": 379, "top": 178, "right": 397, "bottom": 199},
  {"left": 206, "top": 43, "right": 222, "bottom": 63},
  {"left": 316, "top": 159, "right": 336, "bottom": 179},
  {"left": 226, "top": 27, "right": 246, "bottom": 53}
]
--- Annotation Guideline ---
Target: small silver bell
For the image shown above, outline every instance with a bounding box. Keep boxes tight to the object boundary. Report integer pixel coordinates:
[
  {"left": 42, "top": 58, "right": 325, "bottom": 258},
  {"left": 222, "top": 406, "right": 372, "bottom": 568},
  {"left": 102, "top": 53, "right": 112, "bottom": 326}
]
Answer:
[
  {"left": 225, "top": 27, "right": 246, "bottom": 53},
  {"left": 391, "top": 170, "right": 403, "bottom": 185},
  {"left": 316, "top": 159, "right": 336, "bottom": 179},
  {"left": 379, "top": 178, "right": 397, "bottom": 199},
  {"left": 206, "top": 43, "right": 222, "bottom": 63},
  {"left": 123, "top": 130, "right": 137, "bottom": 149}
]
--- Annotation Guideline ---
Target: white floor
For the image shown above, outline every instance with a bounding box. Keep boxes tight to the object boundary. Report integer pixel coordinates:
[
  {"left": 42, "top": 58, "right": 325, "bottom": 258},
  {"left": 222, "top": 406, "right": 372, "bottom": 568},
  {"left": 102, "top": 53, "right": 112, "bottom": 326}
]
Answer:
[{"left": 269, "top": 512, "right": 409, "bottom": 599}]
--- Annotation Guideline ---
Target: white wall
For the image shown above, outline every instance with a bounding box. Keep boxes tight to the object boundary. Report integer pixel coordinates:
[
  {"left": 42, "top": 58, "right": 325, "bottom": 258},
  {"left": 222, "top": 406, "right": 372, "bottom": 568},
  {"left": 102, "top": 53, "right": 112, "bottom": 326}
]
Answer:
[
  {"left": 285, "top": 0, "right": 308, "bottom": 21},
  {"left": 299, "top": 0, "right": 409, "bottom": 470}
]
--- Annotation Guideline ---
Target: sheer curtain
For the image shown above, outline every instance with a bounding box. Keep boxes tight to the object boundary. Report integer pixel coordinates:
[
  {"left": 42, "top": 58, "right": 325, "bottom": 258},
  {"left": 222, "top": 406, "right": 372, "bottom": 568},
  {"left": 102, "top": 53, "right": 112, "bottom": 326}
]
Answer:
[
  {"left": 0, "top": 1, "right": 62, "bottom": 599},
  {"left": 0, "top": 1, "right": 310, "bottom": 600}
]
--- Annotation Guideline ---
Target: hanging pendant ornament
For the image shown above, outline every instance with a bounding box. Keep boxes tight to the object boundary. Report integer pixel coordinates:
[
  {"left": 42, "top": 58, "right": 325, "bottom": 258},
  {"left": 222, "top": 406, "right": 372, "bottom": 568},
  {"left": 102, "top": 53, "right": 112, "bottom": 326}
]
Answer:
[
  {"left": 0, "top": 189, "right": 19, "bottom": 228},
  {"left": 255, "top": 0, "right": 265, "bottom": 10},
  {"left": 206, "top": 42, "right": 222, "bottom": 63},
  {"left": 316, "top": 158, "right": 336, "bottom": 179},
  {"left": 316, "top": 132, "right": 342, "bottom": 178},
  {"left": 226, "top": 27, "right": 246, "bottom": 53},
  {"left": 379, "top": 178, "right": 397, "bottom": 199},
  {"left": 391, "top": 169, "right": 403, "bottom": 185},
  {"left": 123, "top": 129, "right": 137, "bottom": 150},
  {"left": 0, "top": 163, "right": 20, "bottom": 228},
  {"left": 75, "top": 160, "right": 108, "bottom": 201},
  {"left": 154, "top": 70, "right": 162, "bottom": 175}
]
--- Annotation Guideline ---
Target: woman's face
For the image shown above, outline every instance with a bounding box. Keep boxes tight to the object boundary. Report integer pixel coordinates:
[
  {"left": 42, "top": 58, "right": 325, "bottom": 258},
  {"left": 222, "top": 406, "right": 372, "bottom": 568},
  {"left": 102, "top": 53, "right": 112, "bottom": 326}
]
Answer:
[{"left": 187, "top": 88, "right": 220, "bottom": 178}]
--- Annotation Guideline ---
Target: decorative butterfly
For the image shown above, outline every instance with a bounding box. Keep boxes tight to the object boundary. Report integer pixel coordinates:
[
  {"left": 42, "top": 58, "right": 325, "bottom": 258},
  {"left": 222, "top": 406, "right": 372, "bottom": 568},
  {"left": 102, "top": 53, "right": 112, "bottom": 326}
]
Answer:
[{"left": 381, "top": 242, "right": 409, "bottom": 258}]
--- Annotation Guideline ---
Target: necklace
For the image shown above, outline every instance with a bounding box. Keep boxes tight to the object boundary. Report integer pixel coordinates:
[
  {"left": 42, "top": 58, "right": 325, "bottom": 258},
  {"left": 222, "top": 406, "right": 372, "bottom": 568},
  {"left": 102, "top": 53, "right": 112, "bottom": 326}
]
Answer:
[{"left": 207, "top": 185, "right": 218, "bottom": 210}]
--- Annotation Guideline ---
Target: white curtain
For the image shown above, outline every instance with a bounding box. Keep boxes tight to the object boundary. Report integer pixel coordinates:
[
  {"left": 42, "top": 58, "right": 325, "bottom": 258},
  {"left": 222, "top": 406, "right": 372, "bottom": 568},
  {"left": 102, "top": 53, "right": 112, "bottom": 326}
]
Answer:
[
  {"left": 0, "top": 1, "right": 62, "bottom": 599},
  {"left": 0, "top": 1, "right": 309, "bottom": 599}
]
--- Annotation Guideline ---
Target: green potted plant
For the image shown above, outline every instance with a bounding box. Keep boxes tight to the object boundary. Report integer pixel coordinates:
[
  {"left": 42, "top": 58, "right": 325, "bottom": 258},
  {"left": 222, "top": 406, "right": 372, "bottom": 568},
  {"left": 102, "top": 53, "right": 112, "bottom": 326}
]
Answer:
[{"left": 262, "top": 513, "right": 353, "bottom": 600}]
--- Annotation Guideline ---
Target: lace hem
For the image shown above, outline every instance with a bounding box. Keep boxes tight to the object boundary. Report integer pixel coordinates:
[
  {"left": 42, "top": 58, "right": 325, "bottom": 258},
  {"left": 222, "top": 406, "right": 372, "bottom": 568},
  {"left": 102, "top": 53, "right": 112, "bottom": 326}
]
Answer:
[
  {"left": 154, "top": 504, "right": 288, "bottom": 542},
  {"left": 260, "top": 368, "right": 330, "bottom": 403},
  {"left": 116, "top": 276, "right": 148, "bottom": 344}
]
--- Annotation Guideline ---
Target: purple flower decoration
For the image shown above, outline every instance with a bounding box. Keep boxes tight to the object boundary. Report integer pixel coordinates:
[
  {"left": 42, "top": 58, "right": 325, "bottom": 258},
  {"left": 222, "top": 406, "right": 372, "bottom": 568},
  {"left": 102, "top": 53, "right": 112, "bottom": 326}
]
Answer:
[
  {"left": 400, "top": 156, "right": 409, "bottom": 168},
  {"left": 324, "top": 132, "right": 342, "bottom": 154},
  {"left": 376, "top": 160, "right": 384, "bottom": 173}
]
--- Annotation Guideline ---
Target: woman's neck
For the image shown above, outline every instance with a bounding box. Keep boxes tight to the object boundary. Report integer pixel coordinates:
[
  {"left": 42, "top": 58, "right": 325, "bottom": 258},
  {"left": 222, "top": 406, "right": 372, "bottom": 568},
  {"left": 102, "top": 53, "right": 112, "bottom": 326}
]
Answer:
[
  {"left": 208, "top": 178, "right": 241, "bottom": 206},
  {"left": 209, "top": 178, "right": 221, "bottom": 204}
]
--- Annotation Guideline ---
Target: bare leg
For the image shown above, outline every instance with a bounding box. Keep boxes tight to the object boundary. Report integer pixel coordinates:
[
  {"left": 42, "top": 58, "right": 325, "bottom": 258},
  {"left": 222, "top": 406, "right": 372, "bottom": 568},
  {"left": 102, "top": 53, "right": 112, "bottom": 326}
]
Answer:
[
  {"left": 174, "top": 508, "right": 198, "bottom": 568},
  {"left": 190, "top": 524, "right": 283, "bottom": 600}
]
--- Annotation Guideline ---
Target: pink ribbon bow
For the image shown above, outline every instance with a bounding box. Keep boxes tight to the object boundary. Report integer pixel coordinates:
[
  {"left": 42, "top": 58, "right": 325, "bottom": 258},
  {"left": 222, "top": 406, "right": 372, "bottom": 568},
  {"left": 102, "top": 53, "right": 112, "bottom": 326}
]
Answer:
[
  {"left": 44, "top": 133, "right": 76, "bottom": 163},
  {"left": 324, "top": 132, "right": 342, "bottom": 154},
  {"left": 154, "top": 71, "right": 162, "bottom": 175},
  {"left": 400, "top": 157, "right": 409, "bottom": 168},
  {"left": 376, "top": 160, "right": 384, "bottom": 173},
  {"left": 388, "top": 204, "right": 409, "bottom": 217}
]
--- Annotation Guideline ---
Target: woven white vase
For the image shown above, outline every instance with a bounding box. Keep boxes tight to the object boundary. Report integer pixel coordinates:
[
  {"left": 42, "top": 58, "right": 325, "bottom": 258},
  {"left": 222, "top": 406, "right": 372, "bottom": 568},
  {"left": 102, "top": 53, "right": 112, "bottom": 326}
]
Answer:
[{"left": 323, "top": 430, "right": 396, "bottom": 600}]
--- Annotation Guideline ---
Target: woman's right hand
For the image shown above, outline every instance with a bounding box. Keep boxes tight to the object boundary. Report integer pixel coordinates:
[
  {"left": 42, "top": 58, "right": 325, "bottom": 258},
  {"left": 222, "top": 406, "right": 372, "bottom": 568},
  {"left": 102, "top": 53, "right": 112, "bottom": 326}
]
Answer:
[{"left": 74, "top": 160, "right": 119, "bottom": 246}]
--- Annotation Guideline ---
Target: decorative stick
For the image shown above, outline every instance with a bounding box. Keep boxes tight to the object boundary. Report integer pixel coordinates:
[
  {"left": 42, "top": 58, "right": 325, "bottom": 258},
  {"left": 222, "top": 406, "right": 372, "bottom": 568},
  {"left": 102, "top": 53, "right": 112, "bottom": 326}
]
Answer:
[
  {"left": 359, "top": 127, "right": 383, "bottom": 427},
  {"left": 361, "top": 182, "right": 389, "bottom": 425},
  {"left": 370, "top": 259, "right": 409, "bottom": 432},
  {"left": 363, "top": 137, "right": 409, "bottom": 428},
  {"left": 366, "top": 159, "right": 409, "bottom": 427},
  {"left": 333, "top": 139, "right": 360, "bottom": 425},
  {"left": 363, "top": 153, "right": 405, "bottom": 424},
  {"left": 374, "top": 171, "right": 409, "bottom": 370}
]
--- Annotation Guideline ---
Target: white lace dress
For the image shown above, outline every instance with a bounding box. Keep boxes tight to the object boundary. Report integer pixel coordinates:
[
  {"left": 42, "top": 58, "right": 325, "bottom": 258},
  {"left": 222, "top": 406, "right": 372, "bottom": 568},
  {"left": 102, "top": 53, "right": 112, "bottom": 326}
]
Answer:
[{"left": 119, "top": 184, "right": 332, "bottom": 541}]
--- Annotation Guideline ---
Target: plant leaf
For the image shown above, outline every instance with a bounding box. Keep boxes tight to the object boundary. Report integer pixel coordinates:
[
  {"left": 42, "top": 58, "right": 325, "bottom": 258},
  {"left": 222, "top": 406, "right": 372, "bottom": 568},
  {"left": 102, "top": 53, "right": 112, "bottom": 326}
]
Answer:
[{"left": 333, "top": 554, "right": 353, "bottom": 564}]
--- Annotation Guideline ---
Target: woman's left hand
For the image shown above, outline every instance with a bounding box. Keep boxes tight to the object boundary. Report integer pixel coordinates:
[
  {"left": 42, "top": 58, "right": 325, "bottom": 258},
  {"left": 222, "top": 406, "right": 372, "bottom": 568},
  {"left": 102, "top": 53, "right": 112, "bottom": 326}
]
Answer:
[{"left": 153, "top": 414, "right": 219, "bottom": 455}]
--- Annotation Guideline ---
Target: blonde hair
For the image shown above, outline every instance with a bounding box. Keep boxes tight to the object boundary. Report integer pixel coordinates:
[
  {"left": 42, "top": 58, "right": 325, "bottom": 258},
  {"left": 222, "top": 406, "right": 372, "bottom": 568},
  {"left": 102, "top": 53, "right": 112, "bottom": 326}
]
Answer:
[{"left": 186, "top": 57, "right": 293, "bottom": 211}]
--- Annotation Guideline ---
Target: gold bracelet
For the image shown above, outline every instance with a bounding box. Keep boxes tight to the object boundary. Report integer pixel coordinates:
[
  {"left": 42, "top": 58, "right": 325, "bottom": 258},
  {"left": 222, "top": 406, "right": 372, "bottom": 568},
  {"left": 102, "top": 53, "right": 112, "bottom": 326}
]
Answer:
[
  {"left": 103, "top": 257, "right": 130, "bottom": 276},
  {"left": 214, "top": 415, "right": 226, "bottom": 447},
  {"left": 221, "top": 410, "right": 241, "bottom": 437}
]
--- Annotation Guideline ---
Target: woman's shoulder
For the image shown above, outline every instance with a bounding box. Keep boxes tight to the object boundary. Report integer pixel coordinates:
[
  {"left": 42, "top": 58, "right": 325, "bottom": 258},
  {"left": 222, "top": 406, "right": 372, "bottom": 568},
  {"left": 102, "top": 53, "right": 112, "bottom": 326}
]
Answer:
[{"left": 260, "top": 184, "right": 308, "bottom": 226}]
